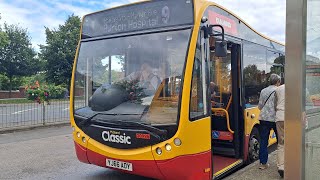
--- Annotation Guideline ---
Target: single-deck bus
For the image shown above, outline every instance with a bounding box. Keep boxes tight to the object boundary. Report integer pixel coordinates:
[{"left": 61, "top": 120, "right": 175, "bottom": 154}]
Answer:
[{"left": 70, "top": 0, "right": 285, "bottom": 179}]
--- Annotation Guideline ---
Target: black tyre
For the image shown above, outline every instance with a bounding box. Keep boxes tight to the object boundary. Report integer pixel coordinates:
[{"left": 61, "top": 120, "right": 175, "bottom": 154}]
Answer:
[{"left": 248, "top": 127, "right": 260, "bottom": 164}]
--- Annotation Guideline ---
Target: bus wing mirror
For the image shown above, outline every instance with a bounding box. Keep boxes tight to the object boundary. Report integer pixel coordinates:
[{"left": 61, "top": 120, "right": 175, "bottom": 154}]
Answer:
[
  {"left": 215, "top": 41, "right": 227, "bottom": 57},
  {"left": 208, "top": 24, "right": 227, "bottom": 57}
]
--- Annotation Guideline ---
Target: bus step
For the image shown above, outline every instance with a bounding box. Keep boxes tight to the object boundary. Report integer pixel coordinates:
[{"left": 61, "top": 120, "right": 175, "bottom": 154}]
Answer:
[{"left": 213, "top": 147, "right": 235, "bottom": 157}]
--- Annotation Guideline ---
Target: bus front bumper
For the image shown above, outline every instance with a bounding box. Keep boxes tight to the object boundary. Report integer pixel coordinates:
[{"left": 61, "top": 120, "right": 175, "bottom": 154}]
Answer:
[
  {"left": 74, "top": 141, "right": 165, "bottom": 179},
  {"left": 74, "top": 140, "right": 211, "bottom": 180}
]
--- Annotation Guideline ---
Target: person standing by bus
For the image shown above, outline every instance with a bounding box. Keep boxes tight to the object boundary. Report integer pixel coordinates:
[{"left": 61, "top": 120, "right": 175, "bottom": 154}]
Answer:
[
  {"left": 257, "top": 74, "right": 281, "bottom": 170},
  {"left": 275, "top": 83, "right": 285, "bottom": 178}
]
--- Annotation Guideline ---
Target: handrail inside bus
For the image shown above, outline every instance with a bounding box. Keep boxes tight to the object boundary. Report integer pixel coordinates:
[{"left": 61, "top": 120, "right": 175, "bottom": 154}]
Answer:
[
  {"left": 211, "top": 108, "right": 234, "bottom": 134},
  {"left": 226, "top": 96, "right": 232, "bottom": 111}
]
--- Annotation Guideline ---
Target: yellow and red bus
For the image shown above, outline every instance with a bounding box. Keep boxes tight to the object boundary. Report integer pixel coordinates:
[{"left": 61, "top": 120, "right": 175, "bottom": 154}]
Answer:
[{"left": 70, "top": 0, "right": 284, "bottom": 179}]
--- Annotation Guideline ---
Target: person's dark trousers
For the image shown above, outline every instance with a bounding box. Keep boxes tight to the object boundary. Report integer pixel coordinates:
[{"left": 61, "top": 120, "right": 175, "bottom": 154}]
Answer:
[{"left": 259, "top": 120, "right": 278, "bottom": 165}]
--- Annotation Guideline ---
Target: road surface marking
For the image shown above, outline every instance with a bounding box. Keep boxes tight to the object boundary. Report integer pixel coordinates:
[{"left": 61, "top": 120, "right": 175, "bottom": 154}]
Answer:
[{"left": 12, "top": 108, "right": 38, "bottom": 114}]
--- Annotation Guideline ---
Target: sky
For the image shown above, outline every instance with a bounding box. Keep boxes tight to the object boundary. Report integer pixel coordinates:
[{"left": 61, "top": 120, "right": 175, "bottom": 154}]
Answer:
[{"left": 0, "top": 0, "right": 286, "bottom": 51}]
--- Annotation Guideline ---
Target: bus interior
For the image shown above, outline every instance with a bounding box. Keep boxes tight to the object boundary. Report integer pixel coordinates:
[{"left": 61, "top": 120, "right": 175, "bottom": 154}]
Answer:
[{"left": 209, "top": 37, "right": 244, "bottom": 175}]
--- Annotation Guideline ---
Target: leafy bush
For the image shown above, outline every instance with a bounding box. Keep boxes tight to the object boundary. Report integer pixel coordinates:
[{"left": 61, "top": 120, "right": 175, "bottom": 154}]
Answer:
[
  {"left": 23, "top": 73, "right": 46, "bottom": 87},
  {"left": 47, "top": 85, "right": 66, "bottom": 99},
  {"left": 0, "top": 74, "right": 24, "bottom": 90},
  {"left": 26, "top": 81, "right": 49, "bottom": 104},
  {"left": 26, "top": 81, "right": 67, "bottom": 104}
]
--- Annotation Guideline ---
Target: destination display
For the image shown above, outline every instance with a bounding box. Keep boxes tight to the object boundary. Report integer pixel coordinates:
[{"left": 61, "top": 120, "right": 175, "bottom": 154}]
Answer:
[
  {"left": 82, "top": 0, "right": 193, "bottom": 38},
  {"left": 208, "top": 10, "right": 238, "bottom": 36}
]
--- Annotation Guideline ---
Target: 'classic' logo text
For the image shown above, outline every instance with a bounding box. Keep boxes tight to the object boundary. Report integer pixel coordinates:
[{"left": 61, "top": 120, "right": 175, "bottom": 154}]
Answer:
[{"left": 102, "top": 131, "right": 131, "bottom": 144}]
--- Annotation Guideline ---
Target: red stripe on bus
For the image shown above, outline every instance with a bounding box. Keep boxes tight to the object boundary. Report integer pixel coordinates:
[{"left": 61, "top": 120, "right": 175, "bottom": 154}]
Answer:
[
  {"left": 155, "top": 150, "right": 212, "bottom": 180},
  {"left": 74, "top": 142, "right": 90, "bottom": 164},
  {"left": 75, "top": 141, "right": 212, "bottom": 180},
  {"left": 86, "top": 148, "right": 165, "bottom": 179},
  {"left": 77, "top": 143, "right": 212, "bottom": 180},
  {"left": 243, "top": 135, "right": 250, "bottom": 161}
]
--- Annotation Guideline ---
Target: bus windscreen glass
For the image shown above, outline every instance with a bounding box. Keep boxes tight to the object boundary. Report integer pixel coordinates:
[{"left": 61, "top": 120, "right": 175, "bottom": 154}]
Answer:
[
  {"left": 74, "top": 29, "right": 191, "bottom": 126},
  {"left": 82, "top": 0, "right": 193, "bottom": 38}
]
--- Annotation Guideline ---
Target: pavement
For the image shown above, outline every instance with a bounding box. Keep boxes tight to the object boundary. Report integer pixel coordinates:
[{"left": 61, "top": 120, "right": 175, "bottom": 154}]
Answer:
[
  {"left": 305, "top": 127, "right": 320, "bottom": 180},
  {"left": 226, "top": 125, "right": 320, "bottom": 180},
  {"left": 225, "top": 151, "right": 282, "bottom": 180}
]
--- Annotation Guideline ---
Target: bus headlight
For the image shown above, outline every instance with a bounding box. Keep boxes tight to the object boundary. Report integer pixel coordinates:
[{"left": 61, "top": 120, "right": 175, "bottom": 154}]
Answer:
[
  {"left": 82, "top": 137, "right": 86, "bottom": 143},
  {"left": 156, "top": 147, "right": 162, "bottom": 155},
  {"left": 174, "top": 138, "right": 182, "bottom": 146},
  {"left": 76, "top": 132, "right": 81, "bottom": 138},
  {"left": 165, "top": 144, "right": 172, "bottom": 151}
]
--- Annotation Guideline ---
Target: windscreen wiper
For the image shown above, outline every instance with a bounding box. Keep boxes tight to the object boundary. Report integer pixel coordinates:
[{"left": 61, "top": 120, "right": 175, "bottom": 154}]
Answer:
[
  {"left": 81, "top": 33, "right": 92, "bottom": 39},
  {"left": 75, "top": 113, "right": 141, "bottom": 127},
  {"left": 75, "top": 113, "right": 101, "bottom": 127}
]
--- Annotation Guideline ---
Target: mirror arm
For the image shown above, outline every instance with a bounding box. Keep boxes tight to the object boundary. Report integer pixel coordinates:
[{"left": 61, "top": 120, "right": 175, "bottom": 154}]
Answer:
[
  {"left": 201, "top": 26, "right": 209, "bottom": 39},
  {"left": 208, "top": 24, "right": 225, "bottom": 41}
]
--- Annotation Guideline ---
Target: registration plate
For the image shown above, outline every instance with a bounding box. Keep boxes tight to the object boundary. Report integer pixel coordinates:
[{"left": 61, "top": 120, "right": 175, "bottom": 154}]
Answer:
[{"left": 106, "top": 159, "right": 133, "bottom": 171}]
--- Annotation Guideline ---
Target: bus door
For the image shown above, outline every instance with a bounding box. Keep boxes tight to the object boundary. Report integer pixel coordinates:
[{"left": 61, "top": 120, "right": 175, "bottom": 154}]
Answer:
[{"left": 209, "top": 38, "right": 243, "bottom": 176}]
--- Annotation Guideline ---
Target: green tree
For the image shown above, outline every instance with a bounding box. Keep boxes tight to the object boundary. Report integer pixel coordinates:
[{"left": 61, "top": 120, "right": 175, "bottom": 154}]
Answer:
[
  {"left": 243, "top": 64, "right": 263, "bottom": 86},
  {"left": 0, "top": 30, "right": 9, "bottom": 48},
  {"left": 0, "top": 74, "right": 24, "bottom": 90},
  {"left": 40, "top": 15, "right": 81, "bottom": 89},
  {"left": 270, "top": 55, "right": 285, "bottom": 75},
  {"left": 0, "top": 23, "right": 38, "bottom": 96},
  {"left": 0, "top": 15, "right": 9, "bottom": 48}
]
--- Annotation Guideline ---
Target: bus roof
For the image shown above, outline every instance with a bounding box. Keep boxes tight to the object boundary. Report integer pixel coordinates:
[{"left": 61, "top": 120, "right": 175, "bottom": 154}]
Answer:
[
  {"left": 81, "top": 0, "right": 284, "bottom": 47},
  {"left": 202, "top": 0, "right": 284, "bottom": 46}
]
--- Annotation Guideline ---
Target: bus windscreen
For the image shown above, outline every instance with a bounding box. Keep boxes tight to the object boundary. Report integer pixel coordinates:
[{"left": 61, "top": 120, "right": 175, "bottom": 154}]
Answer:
[{"left": 82, "top": 0, "right": 193, "bottom": 38}]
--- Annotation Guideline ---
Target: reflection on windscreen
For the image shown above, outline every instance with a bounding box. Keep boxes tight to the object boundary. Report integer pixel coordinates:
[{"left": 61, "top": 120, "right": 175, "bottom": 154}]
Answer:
[{"left": 74, "top": 30, "right": 190, "bottom": 125}]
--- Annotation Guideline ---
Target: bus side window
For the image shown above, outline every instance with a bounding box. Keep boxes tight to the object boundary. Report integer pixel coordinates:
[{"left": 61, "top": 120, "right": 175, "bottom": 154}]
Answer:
[
  {"left": 190, "top": 33, "right": 205, "bottom": 120},
  {"left": 267, "top": 50, "right": 285, "bottom": 83},
  {"left": 190, "top": 58, "right": 204, "bottom": 119},
  {"left": 243, "top": 41, "right": 267, "bottom": 106}
]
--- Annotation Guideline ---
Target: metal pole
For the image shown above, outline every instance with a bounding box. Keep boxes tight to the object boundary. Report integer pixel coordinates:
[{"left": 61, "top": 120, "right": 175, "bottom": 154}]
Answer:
[
  {"left": 285, "top": 0, "right": 307, "bottom": 179},
  {"left": 85, "top": 58, "right": 89, "bottom": 107},
  {"left": 109, "top": 56, "right": 112, "bottom": 84},
  {"left": 42, "top": 102, "right": 45, "bottom": 125}
]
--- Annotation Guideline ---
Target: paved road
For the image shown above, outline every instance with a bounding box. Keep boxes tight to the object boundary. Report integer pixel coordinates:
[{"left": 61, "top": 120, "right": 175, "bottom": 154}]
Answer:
[
  {"left": 0, "top": 100, "right": 84, "bottom": 129},
  {"left": 2, "top": 124, "right": 319, "bottom": 179},
  {"left": 0, "top": 125, "right": 151, "bottom": 180}
]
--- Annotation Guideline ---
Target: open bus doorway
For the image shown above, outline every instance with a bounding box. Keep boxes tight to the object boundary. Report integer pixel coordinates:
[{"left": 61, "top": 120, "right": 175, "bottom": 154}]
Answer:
[{"left": 209, "top": 38, "right": 243, "bottom": 177}]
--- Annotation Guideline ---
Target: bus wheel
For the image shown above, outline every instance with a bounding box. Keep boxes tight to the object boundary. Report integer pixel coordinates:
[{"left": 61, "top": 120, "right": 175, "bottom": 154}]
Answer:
[{"left": 248, "top": 127, "right": 260, "bottom": 163}]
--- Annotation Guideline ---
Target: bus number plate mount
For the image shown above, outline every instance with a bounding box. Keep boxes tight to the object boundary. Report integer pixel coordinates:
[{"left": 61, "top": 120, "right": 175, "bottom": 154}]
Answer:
[{"left": 106, "top": 159, "right": 133, "bottom": 171}]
